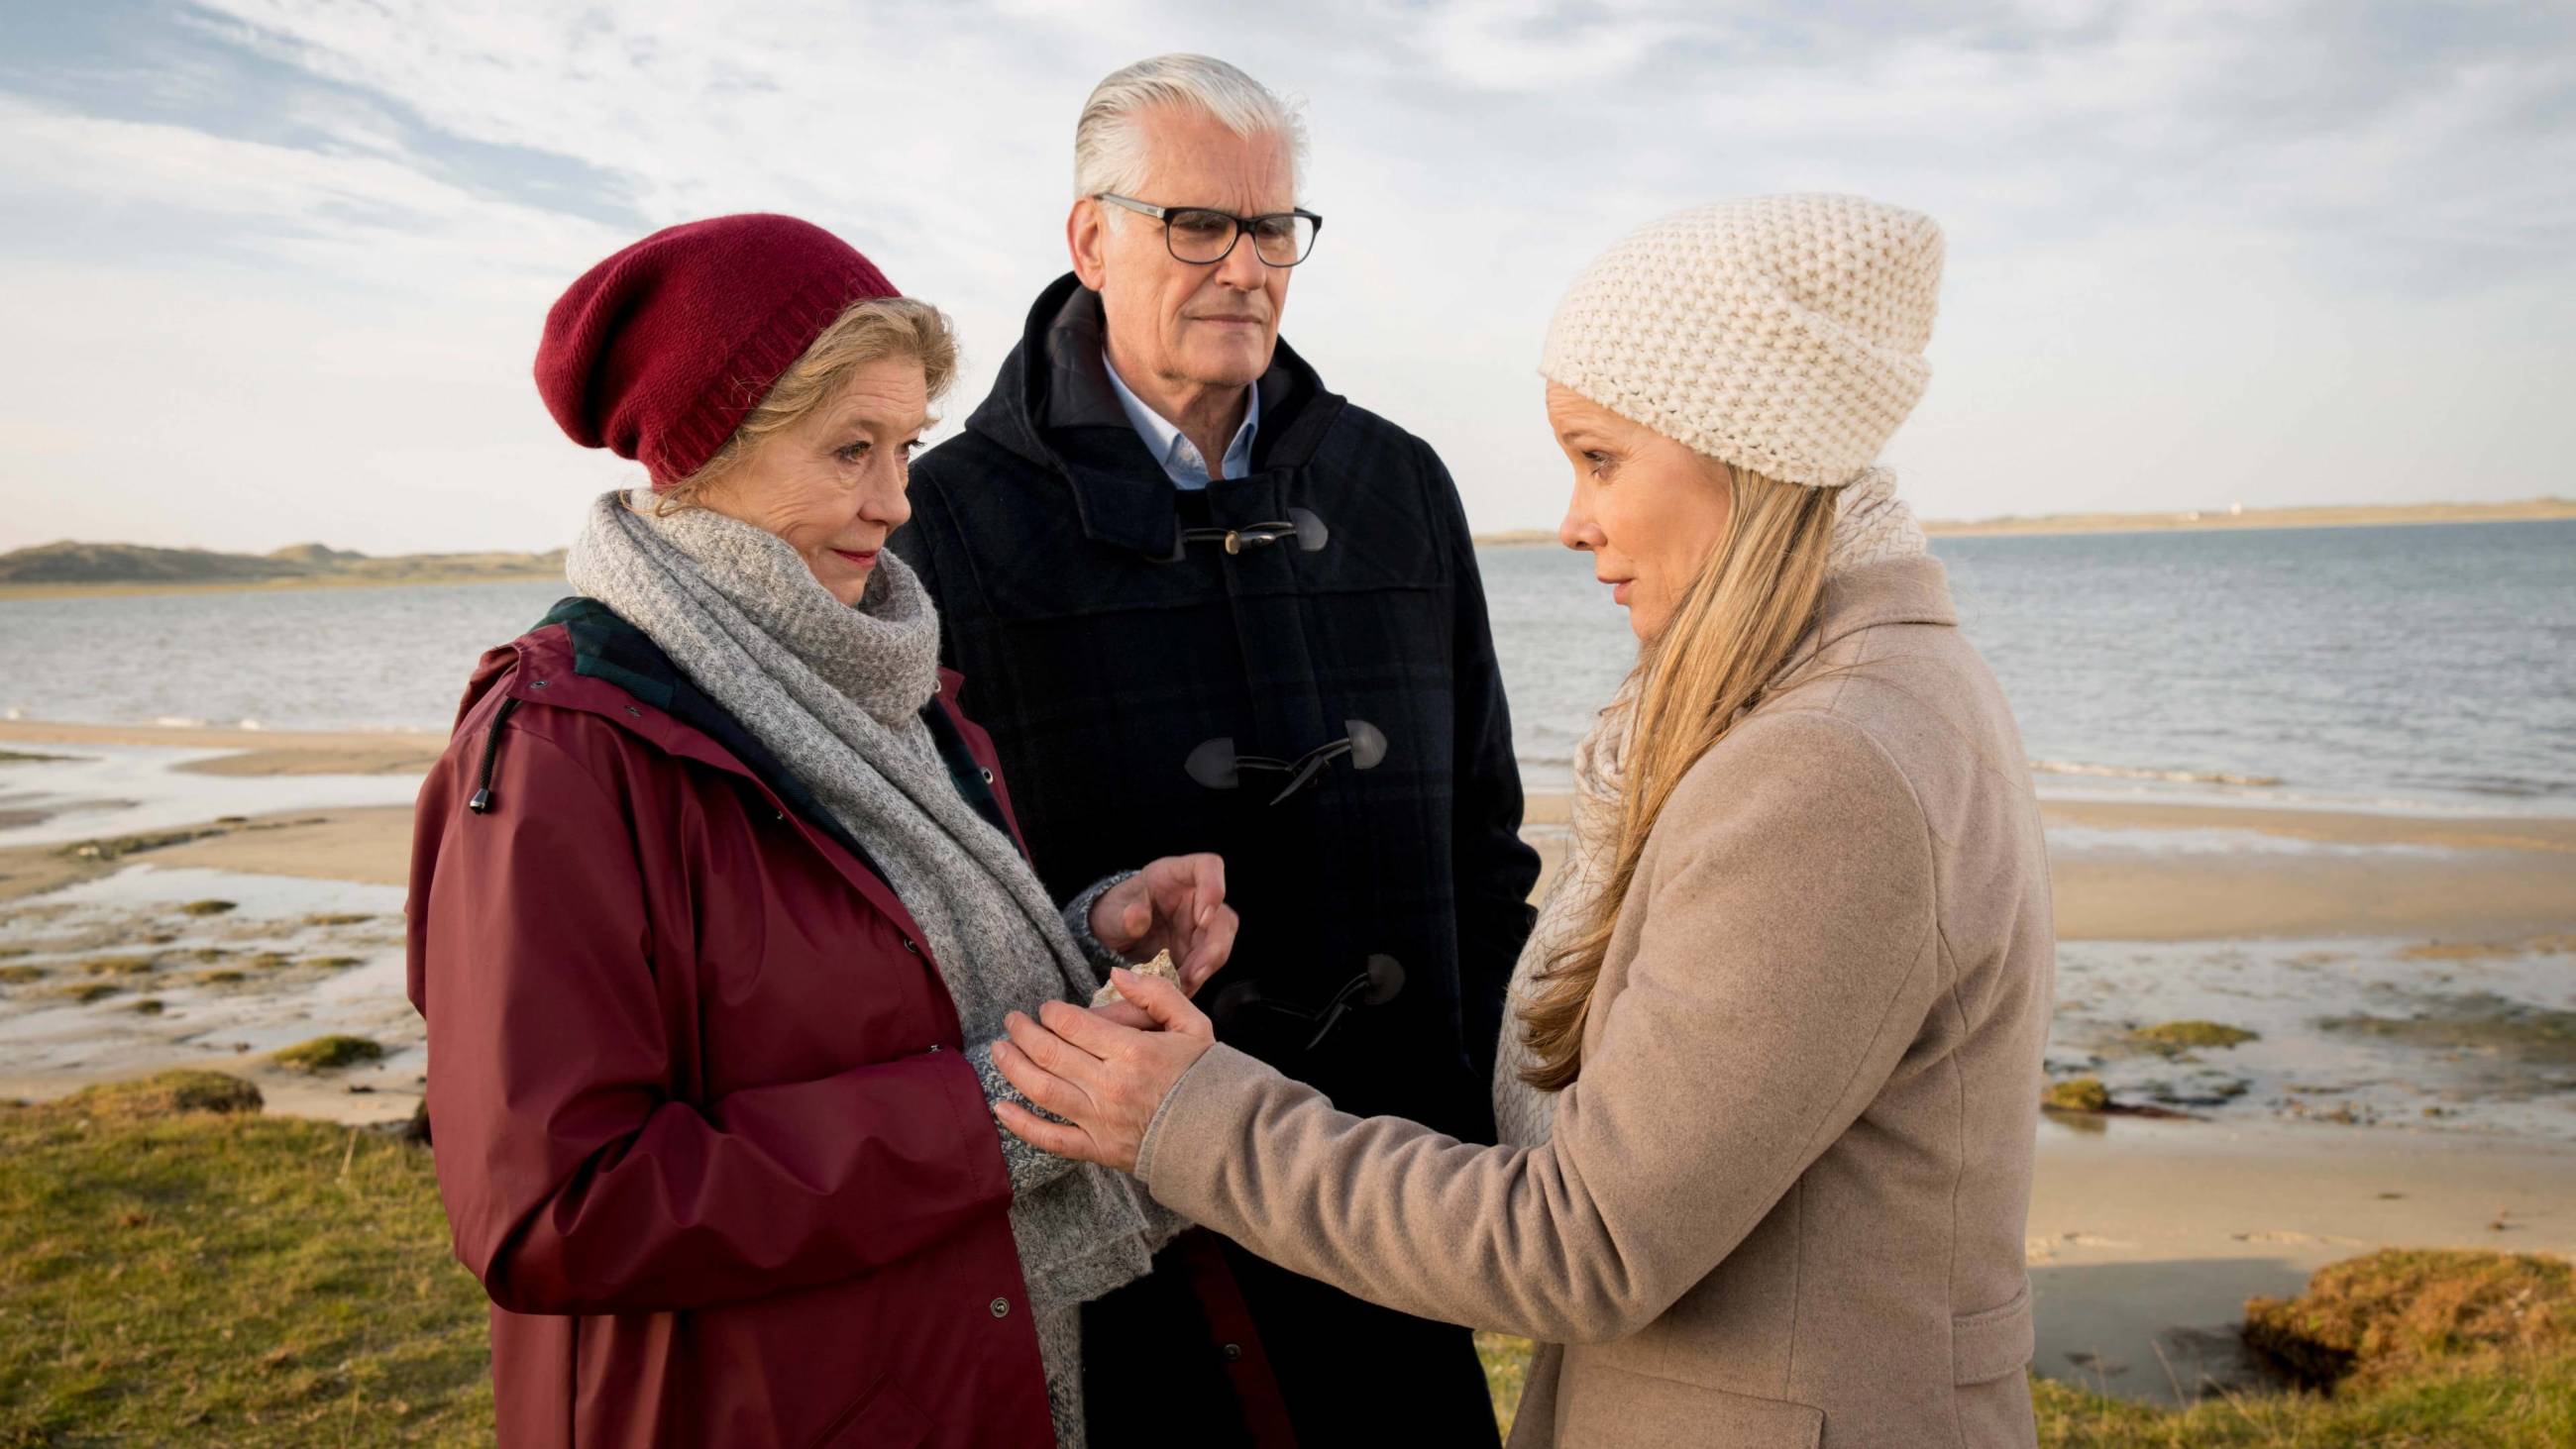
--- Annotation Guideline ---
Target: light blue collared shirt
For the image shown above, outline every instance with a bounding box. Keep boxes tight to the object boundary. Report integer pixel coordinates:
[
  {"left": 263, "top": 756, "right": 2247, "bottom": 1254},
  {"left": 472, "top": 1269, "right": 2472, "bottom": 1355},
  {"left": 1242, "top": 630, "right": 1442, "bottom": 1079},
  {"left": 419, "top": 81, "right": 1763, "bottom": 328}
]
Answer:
[{"left": 1101, "top": 351, "right": 1259, "bottom": 490}]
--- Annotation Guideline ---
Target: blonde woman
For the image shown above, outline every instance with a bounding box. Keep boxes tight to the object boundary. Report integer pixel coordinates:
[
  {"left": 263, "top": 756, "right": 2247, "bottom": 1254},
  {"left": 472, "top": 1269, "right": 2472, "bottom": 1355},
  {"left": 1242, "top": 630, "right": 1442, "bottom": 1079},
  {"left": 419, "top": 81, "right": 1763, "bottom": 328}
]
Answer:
[{"left": 985, "top": 195, "right": 2054, "bottom": 1448}]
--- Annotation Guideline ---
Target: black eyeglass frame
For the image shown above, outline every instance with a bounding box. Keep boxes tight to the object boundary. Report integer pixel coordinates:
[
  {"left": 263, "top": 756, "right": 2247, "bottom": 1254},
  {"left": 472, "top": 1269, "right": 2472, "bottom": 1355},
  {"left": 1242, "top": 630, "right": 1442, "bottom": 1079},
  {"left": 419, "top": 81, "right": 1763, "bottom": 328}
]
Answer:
[{"left": 1094, "top": 192, "right": 1325, "bottom": 267}]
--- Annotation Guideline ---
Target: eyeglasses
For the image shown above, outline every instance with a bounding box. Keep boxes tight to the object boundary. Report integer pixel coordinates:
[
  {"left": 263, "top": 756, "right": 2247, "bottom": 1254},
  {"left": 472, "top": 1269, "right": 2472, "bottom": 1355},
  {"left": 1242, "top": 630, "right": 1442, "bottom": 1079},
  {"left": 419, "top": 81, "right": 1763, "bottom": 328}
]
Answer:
[{"left": 1094, "top": 193, "right": 1323, "bottom": 267}]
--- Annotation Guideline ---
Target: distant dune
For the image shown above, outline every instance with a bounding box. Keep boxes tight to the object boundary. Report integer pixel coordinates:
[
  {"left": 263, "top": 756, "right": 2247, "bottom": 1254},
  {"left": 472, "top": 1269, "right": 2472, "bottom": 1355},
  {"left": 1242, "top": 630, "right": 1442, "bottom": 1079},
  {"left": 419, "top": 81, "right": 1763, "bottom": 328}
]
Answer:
[
  {"left": 0, "top": 541, "right": 566, "bottom": 597},
  {"left": 1473, "top": 496, "right": 2575, "bottom": 547}
]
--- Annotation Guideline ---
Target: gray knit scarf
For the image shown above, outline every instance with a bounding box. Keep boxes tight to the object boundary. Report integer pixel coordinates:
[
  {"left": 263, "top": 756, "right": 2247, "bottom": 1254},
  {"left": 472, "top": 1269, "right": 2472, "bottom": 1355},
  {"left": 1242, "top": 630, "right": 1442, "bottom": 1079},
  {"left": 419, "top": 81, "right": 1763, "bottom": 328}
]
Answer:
[
  {"left": 568, "top": 490, "right": 1176, "bottom": 1445},
  {"left": 1492, "top": 469, "right": 1927, "bottom": 1146}
]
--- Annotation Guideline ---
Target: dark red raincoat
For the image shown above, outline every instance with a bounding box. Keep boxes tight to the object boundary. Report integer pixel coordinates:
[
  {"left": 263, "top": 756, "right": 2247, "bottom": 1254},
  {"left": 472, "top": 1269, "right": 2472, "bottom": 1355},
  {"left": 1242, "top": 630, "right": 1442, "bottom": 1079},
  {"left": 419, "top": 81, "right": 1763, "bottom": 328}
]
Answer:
[{"left": 405, "top": 600, "right": 1053, "bottom": 1447}]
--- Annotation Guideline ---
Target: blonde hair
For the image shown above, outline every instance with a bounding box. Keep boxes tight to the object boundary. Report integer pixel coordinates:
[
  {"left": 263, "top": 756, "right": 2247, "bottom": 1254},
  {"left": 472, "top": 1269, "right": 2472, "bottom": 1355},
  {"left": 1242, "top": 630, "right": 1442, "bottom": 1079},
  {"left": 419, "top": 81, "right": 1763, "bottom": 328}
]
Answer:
[
  {"left": 1516, "top": 462, "right": 1837, "bottom": 1090},
  {"left": 655, "top": 295, "right": 958, "bottom": 515}
]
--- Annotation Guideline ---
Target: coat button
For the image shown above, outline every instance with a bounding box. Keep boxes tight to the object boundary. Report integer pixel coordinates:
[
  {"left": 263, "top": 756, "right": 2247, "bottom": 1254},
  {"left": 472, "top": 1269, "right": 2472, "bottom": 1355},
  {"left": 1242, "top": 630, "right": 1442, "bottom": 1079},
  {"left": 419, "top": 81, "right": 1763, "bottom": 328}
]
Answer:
[
  {"left": 989, "top": 1296, "right": 1011, "bottom": 1318},
  {"left": 980, "top": 768, "right": 995, "bottom": 784},
  {"left": 903, "top": 938, "right": 920, "bottom": 955},
  {"left": 1222, "top": 1343, "right": 1243, "bottom": 1362}
]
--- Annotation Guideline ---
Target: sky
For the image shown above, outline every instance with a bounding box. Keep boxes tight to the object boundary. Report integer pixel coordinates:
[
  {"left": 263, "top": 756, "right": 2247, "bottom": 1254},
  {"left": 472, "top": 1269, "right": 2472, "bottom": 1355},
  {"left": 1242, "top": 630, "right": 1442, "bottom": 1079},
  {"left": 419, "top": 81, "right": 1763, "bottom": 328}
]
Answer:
[{"left": 1, "top": 0, "right": 2569, "bottom": 556}]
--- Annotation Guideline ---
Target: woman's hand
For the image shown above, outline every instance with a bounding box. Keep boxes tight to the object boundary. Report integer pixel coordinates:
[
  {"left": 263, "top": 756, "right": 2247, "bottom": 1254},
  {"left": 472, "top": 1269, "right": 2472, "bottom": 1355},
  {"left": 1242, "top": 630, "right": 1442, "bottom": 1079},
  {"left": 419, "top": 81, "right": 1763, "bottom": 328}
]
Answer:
[
  {"left": 993, "top": 967, "right": 1214, "bottom": 1175},
  {"left": 1088, "top": 854, "right": 1238, "bottom": 995}
]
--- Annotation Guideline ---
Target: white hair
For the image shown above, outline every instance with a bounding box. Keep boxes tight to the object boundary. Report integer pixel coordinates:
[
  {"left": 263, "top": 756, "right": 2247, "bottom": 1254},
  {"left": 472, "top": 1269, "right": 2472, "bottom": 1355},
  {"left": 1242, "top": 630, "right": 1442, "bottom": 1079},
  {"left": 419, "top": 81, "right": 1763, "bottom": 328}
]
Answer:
[{"left": 1073, "top": 53, "right": 1307, "bottom": 221}]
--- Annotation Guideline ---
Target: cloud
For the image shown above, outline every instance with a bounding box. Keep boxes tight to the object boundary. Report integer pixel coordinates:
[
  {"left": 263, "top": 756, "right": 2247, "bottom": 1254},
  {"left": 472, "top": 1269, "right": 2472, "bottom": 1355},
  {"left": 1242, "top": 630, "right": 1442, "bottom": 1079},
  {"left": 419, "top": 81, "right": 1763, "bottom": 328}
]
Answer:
[{"left": 1, "top": 0, "right": 2569, "bottom": 554}]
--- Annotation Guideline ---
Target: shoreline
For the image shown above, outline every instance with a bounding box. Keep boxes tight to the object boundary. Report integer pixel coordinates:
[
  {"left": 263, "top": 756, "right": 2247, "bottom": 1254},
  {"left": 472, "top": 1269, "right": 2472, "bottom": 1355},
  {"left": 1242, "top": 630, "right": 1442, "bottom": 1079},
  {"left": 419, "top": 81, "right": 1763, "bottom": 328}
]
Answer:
[
  {"left": 0, "top": 568, "right": 561, "bottom": 601},
  {"left": 5, "top": 503, "right": 2567, "bottom": 595},
  {"left": 1472, "top": 496, "right": 2576, "bottom": 548}
]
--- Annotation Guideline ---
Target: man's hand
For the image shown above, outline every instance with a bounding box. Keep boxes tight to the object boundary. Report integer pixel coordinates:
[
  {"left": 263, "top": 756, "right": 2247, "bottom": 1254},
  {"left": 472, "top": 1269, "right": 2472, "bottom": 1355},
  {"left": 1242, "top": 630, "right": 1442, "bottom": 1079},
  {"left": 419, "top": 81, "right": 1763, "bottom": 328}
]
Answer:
[
  {"left": 1088, "top": 854, "right": 1238, "bottom": 997},
  {"left": 995, "top": 967, "right": 1216, "bottom": 1175}
]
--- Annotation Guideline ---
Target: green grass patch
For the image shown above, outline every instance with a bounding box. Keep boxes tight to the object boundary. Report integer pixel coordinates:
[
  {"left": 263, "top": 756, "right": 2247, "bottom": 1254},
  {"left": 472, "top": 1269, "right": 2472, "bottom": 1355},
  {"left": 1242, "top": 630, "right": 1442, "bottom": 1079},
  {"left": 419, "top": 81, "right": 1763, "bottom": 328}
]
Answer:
[
  {"left": 176, "top": 900, "right": 238, "bottom": 918},
  {"left": 0, "top": 1078, "right": 490, "bottom": 1444},
  {"left": 54, "top": 982, "right": 122, "bottom": 1005},
  {"left": 0, "top": 1087, "right": 2563, "bottom": 1447},
  {"left": 2243, "top": 1249, "right": 2576, "bottom": 1390},
  {"left": 195, "top": 969, "right": 248, "bottom": 985},
  {"left": 303, "top": 957, "right": 366, "bottom": 971},
  {"left": 0, "top": 965, "right": 48, "bottom": 984},
  {"left": 2130, "top": 1020, "right": 2261, "bottom": 1051},
  {"left": 63, "top": 1071, "right": 265, "bottom": 1119},
  {"left": 271, "top": 1036, "right": 385, "bottom": 1074},
  {"left": 2032, "top": 1354, "right": 2576, "bottom": 1446},
  {"left": 303, "top": 914, "right": 376, "bottom": 928},
  {"left": 0, "top": 748, "right": 78, "bottom": 764},
  {"left": 131, "top": 998, "right": 164, "bottom": 1016}
]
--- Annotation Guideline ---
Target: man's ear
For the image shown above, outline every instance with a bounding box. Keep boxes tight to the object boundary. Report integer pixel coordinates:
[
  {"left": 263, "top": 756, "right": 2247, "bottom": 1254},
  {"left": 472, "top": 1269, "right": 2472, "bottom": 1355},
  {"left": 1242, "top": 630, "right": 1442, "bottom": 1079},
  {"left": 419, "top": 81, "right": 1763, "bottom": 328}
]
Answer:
[{"left": 1068, "top": 200, "right": 1110, "bottom": 291}]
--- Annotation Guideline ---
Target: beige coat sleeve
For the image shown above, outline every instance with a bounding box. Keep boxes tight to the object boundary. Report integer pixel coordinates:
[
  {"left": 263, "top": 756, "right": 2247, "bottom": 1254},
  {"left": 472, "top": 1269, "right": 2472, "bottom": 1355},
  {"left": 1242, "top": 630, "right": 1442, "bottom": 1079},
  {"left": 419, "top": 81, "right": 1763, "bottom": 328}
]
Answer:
[{"left": 1134, "top": 710, "right": 1942, "bottom": 1344}]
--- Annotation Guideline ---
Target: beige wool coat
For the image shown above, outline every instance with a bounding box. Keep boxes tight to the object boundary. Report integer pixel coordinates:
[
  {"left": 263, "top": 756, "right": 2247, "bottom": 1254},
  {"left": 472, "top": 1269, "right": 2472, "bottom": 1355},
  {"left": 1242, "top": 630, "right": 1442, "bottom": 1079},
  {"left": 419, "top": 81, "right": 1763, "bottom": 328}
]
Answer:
[{"left": 1135, "top": 557, "right": 2054, "bottom": 1448}]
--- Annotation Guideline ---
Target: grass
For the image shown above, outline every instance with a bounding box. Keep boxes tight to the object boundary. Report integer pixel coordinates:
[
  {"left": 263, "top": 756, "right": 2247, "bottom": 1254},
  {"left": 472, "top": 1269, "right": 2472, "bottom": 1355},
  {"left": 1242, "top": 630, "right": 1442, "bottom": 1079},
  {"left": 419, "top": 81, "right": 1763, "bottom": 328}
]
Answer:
[
  {"left": 270, "top": 1036, "right": 384, "bottom": 1074},
  {"left": 1479, "top": 1333, "right": 1533, "bottom": 1438},
  {"left": 303, "top": 914, "right": 376, "bottom": 928},
  {"left": 2242, "top": 1250, "right": 2575, "bottom": 1389},
  {"left": 2032, "top": 1355, "right": 2576, "bottom": 1446},
  {"left": 3, "top": 1084, "right": 2565, "bottom": 1447},
  {"left": 0, "top": 1076, "right": 490, "bottom": 1446},
  {"left": 0, "top": 965, "right": 48, "bottom": 984},
  {"left": 175, "top": 901, "right": 237, "bottom": 918}
]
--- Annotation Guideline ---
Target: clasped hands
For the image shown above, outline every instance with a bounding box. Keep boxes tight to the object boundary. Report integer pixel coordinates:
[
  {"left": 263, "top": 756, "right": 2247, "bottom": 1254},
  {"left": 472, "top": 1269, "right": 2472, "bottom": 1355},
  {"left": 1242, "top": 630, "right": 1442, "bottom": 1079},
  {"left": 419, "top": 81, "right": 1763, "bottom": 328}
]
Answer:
[{"left": 1001, "top": 853, "right": 1231, "bottom": 1174}]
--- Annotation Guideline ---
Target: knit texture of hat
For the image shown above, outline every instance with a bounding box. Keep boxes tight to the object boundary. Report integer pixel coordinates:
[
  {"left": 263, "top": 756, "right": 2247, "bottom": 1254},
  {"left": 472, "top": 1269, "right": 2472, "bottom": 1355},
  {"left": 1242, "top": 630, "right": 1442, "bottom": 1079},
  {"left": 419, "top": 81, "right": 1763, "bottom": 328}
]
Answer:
[
  {"left": 536, "top": 214, "right": 898, "bottom": 488},
  {"left": 1541, "top": 194, "right": 1944, "bottom": 489}
]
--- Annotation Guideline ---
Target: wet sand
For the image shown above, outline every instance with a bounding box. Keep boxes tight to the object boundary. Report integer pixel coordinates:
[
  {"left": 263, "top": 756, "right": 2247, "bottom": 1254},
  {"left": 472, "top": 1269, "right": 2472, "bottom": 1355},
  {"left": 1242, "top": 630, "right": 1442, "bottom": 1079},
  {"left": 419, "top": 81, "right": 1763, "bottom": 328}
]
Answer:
[
  {"left": 3, "top": 717, "right": 2573, "bottom": 1402},
  {"left": 0, "top": 718, "right": 443, "bottom": 777},
  {"left": 1527, "top": 790, "right": 2576, "bottom": 942},
  {"left": 2028, "top": 1118, "right": 2576, "bottom": 1403}
]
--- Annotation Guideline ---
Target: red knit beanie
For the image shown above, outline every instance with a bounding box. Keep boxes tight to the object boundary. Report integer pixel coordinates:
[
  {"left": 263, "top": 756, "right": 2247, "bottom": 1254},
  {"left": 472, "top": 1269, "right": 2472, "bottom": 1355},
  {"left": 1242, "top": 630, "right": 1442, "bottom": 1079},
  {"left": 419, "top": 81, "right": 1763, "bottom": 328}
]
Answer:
[{"left": 535, "top": 214, "right": 899, "bottom": 488}]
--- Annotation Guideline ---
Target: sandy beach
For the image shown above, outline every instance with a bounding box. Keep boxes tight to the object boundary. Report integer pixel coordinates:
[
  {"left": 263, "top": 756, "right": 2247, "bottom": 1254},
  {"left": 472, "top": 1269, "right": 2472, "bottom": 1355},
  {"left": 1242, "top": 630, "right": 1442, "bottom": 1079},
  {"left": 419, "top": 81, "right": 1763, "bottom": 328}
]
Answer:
[{"left": 2, "top": 716, "right": 2571, "bottom": 1407}]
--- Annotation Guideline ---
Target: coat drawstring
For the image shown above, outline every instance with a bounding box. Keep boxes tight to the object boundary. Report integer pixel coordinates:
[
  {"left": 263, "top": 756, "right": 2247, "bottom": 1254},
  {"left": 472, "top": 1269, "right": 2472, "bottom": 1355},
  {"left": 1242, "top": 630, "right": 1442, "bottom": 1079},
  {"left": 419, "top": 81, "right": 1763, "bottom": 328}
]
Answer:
[{"left": 467, "top": 696, "right": 522, "bottom": 814}]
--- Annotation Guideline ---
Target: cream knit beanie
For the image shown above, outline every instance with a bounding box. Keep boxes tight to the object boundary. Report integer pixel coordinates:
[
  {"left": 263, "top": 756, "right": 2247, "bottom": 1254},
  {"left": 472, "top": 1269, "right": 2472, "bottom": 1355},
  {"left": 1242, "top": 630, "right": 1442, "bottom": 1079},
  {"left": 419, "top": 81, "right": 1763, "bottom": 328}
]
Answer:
[{"left": 1540, "top": 194, "right": 1944, "bottom": 488}]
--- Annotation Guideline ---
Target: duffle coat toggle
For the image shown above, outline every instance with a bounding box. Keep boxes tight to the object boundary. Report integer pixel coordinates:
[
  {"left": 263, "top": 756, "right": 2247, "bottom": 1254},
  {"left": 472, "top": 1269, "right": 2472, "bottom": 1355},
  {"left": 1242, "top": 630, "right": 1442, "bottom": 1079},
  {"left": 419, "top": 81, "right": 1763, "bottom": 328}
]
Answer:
[{"left": 1184, "top": 721, "right": 1387, "bottom": 804}]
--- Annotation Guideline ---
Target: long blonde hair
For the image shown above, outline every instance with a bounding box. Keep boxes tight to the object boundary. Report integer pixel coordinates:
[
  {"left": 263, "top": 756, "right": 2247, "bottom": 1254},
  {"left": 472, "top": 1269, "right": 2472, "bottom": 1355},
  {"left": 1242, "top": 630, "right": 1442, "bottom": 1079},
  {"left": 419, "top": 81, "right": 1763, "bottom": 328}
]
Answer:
[{"left": 1516, "top": 461, "right": 1837, "bottom": 1090}]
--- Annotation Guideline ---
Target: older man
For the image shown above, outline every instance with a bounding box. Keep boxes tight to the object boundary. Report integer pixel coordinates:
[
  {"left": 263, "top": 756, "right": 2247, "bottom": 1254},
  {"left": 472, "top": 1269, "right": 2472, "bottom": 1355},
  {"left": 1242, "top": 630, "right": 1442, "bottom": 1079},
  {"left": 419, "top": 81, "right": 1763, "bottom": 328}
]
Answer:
[{"left": 895, "top": 54, "right": 1536, "bottom": 1446}]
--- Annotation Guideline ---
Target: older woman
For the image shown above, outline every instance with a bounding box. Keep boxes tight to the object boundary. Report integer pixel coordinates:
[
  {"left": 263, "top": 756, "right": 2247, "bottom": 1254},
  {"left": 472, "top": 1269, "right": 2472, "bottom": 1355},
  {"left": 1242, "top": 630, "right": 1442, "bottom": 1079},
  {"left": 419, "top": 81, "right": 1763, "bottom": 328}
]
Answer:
[
  {"left": 405, "top": 213, "right": 1236, "bottom": 1449},
  {"left": 991, "top": 195, "right": 2054, "bottom": 1447}
]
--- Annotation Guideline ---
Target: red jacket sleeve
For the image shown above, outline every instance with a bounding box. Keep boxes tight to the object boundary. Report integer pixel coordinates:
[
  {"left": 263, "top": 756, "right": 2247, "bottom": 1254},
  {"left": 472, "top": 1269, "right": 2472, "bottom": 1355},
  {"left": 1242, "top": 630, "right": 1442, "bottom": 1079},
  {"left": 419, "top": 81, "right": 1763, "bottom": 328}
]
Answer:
[{"left": 413, "top": 717, "right": 1012, "bottom": 1317}]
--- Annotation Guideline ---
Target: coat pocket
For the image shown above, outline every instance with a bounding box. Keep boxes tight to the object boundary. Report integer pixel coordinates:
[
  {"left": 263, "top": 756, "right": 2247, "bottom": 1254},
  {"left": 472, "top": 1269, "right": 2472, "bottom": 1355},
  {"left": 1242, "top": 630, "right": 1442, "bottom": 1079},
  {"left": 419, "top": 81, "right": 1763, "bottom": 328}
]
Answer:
[
  {"left": 807, "top": 1371, "right": 932, "bottom": 1449},
  {"left": 1556, "top": 1361, "right": 1822, "bottom": 1449},
  {"left": 1952, "top": 1280, "right": 2037, "bottom": 1386}
]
